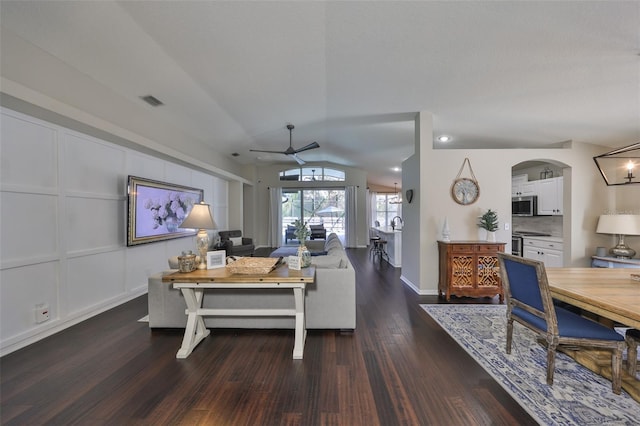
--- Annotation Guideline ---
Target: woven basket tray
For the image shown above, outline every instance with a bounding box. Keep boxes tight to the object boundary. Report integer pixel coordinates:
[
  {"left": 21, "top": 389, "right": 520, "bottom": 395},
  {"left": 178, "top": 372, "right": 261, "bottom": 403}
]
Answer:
[{"left": 226, "top": 257, "right": 281, "bottom": 275}]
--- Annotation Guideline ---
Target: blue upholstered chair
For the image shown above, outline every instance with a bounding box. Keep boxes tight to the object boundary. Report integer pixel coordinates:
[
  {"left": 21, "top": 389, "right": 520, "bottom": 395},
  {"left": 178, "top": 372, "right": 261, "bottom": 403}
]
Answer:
[{"left": 497, "top": 253, "right": 626, "bottom": 394}]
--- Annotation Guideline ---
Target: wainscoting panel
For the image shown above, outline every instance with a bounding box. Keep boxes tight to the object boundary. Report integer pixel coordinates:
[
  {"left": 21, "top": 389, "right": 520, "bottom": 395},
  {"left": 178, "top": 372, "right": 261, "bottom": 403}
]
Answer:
[
  {"left": 65, "top": 197, "right": 124, "bottom": 253},
  {"left": 64, "top": 132, "right": 126, "bottom": 196},
  {"left": 1, "top": 192, "right": 58, "bottom": 263},
  {"left": 0, "top": 261, "right": 59, "bottom": 342},
  {"left": 66, "top": 250, "right": 126, "bottom": 315},
  {"left": 0, "top": 112, "right": 58, "bottom": 189}
]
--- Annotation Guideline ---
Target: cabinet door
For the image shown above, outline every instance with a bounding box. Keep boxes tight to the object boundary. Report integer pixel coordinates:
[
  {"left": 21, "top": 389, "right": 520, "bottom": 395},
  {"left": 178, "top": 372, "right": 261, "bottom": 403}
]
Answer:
[
  {"left": 520, "top": 181, "right": 537, "bottom": 196},
  {"left": 537, "top": 177, "right": 562, "bottom": 215},
  {"left": 543, "top": 250, "right": 563, "bottom": 267},
  {"left": 523, "top": 247, "right": 542, "bottom": 261}
]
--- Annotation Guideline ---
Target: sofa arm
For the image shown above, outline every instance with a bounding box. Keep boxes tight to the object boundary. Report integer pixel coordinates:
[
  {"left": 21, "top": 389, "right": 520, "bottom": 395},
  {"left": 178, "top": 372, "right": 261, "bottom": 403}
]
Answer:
[{"left": 242, "top": 237, "right": 253, "bottom": 245}]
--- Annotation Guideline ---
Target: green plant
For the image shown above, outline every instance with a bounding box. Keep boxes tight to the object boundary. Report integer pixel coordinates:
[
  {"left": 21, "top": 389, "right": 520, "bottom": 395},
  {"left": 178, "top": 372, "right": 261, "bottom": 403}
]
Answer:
[
  {"left": 478, "top": 209, "right": 499, "bottom": 232},
  {"left": 292, "top": 219, "right": 311, "bottom": 242}
]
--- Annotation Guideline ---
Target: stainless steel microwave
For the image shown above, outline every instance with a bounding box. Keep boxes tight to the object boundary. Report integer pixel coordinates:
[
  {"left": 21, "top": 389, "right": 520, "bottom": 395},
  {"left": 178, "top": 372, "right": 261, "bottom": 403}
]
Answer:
[{"left": 512, "top": 196, "right": 537, "bottom": 216}]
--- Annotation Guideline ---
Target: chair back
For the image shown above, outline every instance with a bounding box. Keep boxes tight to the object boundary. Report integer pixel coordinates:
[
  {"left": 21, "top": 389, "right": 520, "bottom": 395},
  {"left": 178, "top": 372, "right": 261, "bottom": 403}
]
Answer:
[{"left": 497, "top": 253, "right": 558, "bottom": 335}]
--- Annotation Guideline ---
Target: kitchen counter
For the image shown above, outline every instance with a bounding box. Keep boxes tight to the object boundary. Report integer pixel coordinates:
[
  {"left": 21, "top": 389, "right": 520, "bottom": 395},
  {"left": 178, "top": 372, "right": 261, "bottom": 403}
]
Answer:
[
  {"left": 371, "top": 227, "right": 402, "bottom": 267},
  {"left": 522, "top": 235, "right": 563, "bottom": 244}
]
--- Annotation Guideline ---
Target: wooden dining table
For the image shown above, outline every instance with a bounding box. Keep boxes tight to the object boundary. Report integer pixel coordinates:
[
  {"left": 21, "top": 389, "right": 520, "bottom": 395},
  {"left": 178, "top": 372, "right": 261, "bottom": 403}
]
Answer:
[
  {"left": 546, "top": 267, "right": 640, "bottom": 329},
  {"left": 546, "top": 267, "right": 640, "bottom": 401}
]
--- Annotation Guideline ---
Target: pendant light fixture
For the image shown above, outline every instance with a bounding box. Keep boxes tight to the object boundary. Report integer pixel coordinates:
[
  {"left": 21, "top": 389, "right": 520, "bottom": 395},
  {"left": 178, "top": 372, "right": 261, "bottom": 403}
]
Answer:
[{"left": 389, "top": 183, "right": 403, "bottom": 204}]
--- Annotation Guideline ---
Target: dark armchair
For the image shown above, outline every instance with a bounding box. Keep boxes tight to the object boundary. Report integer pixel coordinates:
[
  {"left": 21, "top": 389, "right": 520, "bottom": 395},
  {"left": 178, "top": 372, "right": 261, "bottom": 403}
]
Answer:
[
  {"left": 497, "top": 253, "right": 625, "bottom": 394},
  {"left": 285, "top": 225, "right": 297, "bottom": 244},
  {"left": 309, "top": 224, "right": 327, "bottom": 240},
  {"left": 218, "top": 230, "right": 254, "bottom": 257}
]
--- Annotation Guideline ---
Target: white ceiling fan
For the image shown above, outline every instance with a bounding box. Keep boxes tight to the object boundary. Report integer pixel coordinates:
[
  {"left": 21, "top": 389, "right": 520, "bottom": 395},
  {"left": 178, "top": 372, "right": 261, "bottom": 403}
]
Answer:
[{"left": 250, "top": 124, "right": 319, "bottom": 165}]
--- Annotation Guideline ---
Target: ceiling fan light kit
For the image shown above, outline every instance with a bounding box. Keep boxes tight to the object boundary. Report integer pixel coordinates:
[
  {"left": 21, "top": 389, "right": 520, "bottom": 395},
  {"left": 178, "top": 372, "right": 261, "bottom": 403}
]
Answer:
[{"left": 250, "top": 123, "right": 320, "bottom": 165}]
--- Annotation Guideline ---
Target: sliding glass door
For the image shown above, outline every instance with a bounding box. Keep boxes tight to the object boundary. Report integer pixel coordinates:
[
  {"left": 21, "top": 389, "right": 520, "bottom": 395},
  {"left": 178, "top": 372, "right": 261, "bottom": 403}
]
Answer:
[{"left": 282, "top": 188, "right": 345, "bottom": 244}]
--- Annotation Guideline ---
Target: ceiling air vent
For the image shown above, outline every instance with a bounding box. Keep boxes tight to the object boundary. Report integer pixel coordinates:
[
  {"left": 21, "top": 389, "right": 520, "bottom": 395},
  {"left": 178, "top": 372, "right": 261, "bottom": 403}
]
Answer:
[{"left": 140, "top": 95, "right": 164, "bottom": 107}]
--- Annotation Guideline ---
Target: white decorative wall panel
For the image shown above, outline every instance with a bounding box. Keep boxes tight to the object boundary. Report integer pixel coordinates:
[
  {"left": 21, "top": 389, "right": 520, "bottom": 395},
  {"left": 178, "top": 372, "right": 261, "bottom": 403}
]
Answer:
[
  {"left": 65, "top": 197, "right": 124, "bottom": 252},
  {"left": 125, "top": 243, "right": 168, "bottom": 292},
  {"left": 1, "top": 192, "right": 58, "bottom": 263},
  {"left": 0, "top": 112, "right": 58, "bottom": 189},
  {"left": 66, "top": 251, "right": 125, "bottom": 315},
  {"left": 1, "top": 262, "right": 58, "bottom": 341},
  {"left": 126, "top": 152, "right": 165, "bottom": 181},
  {"left": 164, "top": 162, "right": 193, "bottom": 188},
  {"left": 64, "top": 133, "right": 125, "bottom": 195}
]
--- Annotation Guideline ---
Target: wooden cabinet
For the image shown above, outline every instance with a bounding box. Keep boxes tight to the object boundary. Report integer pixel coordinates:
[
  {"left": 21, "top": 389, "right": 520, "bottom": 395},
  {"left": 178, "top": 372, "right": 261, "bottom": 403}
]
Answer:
[
  {"left": 512, "top": 174, "right": 537, "bottom": 197},
  {"left": 536, "top": 176, "right": 563, "bottom": 215},
  {"left": 437, "top": 241, "right": 506, "bottom": 302},
  {"left": 523, "top": 237, "right": 564, "bottom": 267}
]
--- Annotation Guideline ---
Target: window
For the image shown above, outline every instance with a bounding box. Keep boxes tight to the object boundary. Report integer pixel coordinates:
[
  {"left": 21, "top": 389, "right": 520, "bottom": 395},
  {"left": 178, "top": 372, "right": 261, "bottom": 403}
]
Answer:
[
  {"left": 282, "top": 188, "right": 345, "bottom": 243},
  {"left": 375, "top": 193, "right": 401, "bottom": 227},
  {"left": 280, "top": 167, "right": 345, "bottom": 182}
]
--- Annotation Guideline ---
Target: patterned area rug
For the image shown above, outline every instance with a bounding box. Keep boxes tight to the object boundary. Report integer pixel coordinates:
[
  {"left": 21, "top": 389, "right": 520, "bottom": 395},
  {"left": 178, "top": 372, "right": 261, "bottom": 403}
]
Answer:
[{"left": 420, "top": 304, "right": 640, "bottom": 425}]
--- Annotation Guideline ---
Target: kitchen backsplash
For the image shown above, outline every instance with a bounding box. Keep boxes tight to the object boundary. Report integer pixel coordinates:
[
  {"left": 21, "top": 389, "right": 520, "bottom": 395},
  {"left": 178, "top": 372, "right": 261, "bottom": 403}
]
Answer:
[{"left": 512, "top": 216, "right": 563, "bottom": 237}]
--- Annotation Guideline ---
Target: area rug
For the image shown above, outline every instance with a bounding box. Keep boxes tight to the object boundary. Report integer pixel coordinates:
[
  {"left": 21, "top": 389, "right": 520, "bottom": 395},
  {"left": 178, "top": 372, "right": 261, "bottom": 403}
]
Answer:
[{"left": 420, "top": 304, "right": 639, "bottom": 425}]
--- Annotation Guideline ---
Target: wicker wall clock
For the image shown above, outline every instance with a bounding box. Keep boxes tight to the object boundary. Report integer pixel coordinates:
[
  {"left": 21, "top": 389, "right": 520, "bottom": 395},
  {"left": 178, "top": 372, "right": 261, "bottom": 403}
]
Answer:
[{"left": 451, "top": 158, "right": 480, "bottom": 205}]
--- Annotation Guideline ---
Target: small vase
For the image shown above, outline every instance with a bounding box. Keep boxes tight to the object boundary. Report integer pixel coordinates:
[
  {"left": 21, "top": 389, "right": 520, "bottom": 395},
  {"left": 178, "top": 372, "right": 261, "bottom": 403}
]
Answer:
[
  {"left": 298, "top": 245, "right": 311, "bottom": 268},
  {"left": 487, "top": 231, "right": 496, "bottom": 242},
  {"left": 166, "top": 217, "right": 178, "bottom": 233}
]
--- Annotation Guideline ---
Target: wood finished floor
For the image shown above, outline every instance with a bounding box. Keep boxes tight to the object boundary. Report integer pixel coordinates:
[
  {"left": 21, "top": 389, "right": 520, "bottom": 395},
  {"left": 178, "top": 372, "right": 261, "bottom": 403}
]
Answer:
[{"left": 1, "top": 248, "right": 536, "bottom": 425}]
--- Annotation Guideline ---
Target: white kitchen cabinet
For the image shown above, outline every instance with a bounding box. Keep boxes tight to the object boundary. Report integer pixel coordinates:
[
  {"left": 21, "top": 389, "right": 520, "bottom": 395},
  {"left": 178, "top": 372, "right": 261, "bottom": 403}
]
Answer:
[
  {"left": 523, "top": 237, "right": 564, "bottom": 267},
  {"left": 537, "top": 176, "right": 563, "bottom": 215},
  {"left": 512, "top": 174, "right": 537, "bottom": 197}
]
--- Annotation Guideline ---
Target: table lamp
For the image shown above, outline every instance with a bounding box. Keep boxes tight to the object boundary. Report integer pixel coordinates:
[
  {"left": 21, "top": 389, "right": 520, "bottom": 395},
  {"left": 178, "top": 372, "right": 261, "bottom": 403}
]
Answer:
[
  {"left": 596, "top": 214, "right": 640, "bottom": 259},
  {"left": 179, "top": 201, "right": 217, "bottom": 269}
]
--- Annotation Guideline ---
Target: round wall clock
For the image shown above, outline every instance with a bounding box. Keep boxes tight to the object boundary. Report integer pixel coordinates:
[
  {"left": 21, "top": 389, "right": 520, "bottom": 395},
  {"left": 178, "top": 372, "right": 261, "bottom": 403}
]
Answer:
[{"left": 451, "top": 177, "right": 480, "bottom": 205}]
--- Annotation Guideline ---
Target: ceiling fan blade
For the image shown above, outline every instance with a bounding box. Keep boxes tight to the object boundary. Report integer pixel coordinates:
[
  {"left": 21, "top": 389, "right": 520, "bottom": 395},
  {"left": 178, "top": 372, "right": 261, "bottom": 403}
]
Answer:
[
  {"left": 294, "top": 141, "right": 320, "bottom": 153},
  {"left": 250, "top": 148, "right": 286, "bottom": 154},
  {"left": 289, "top": 153, "right": 306, "bottom": 165}
]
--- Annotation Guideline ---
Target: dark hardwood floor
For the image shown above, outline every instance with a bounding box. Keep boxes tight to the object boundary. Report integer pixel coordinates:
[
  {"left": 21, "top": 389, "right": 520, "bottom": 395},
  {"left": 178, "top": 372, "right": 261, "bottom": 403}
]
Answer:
[{"left": 1, "top": 248, "right": 536, "bottom": 425}]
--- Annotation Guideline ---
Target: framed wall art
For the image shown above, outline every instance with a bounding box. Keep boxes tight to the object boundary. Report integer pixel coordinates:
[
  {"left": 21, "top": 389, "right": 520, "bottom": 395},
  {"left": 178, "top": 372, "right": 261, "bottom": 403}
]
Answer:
[{"left": 127, "top": 175, "right": 203, "bottom": 246}]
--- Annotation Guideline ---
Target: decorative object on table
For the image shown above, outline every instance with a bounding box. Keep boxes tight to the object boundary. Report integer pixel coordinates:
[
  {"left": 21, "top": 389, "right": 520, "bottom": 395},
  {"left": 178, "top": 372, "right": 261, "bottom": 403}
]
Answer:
[
  {"left": 596, "top": 214, "right": 640, "bottom": 259},
  {"left": 178, "top": 201, "right": 217, "bottom": 269},
  {"left": 288, "top": 255, "right": 301, "bottom": 270},
  {"left": 441, "top": 217, "right": 450, "bottom": 241},
  {"left": 405, "top": 189, "right": 414, "bottom": 204},
  {"left": 206, "top": 250, "right": 226, "bottom": 269},
  {"left": 450, "top": 157, "right": 480, "bottom": 205},
  {"left": 593, "top": 142, "right": 640, "bottom": 186},
  {"left": 421, "top": 304, "right": 640, "bottom": 425},
  {"left": 177, "top": 251, "right": 197, "bottom": 273},
  {"left": 631, "top": 273, "right": 640, "bottom": 282},
  {"left": 595, "top": 246, "right": 607, "bottom": 257},
  {"left": 478, "top": 209, "right": 499, "bottom": 242},
  {"left": 539, "top": 167, "right": 553, "bottom": 180},
  {"left": 126, "top": 175, "right": 203, "bottom": 246},
  {"left": 292, "top": 219, "right": 312, "bottom": 267},
  {"left": 226, "top": 256, "right": 281, "bottom": 275}
]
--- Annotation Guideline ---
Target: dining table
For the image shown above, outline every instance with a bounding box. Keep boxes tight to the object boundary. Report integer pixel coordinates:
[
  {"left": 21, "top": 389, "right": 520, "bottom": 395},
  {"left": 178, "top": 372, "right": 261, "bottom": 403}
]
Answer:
[
  {"left": 546, "top": 267, "right": 640, "bottom": 329},
  {"left": 545, "top": 267, "right": 640, "bottom": 402}
]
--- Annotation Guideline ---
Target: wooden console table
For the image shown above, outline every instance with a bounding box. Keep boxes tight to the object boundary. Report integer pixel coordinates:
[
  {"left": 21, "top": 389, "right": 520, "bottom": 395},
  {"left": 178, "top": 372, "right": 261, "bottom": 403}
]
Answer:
[
  {"left": 162, "top": 266, "right": 316, "bottom": 359},
  {"left": 437, "top": 241, "right": 506, "bottom": 302}
]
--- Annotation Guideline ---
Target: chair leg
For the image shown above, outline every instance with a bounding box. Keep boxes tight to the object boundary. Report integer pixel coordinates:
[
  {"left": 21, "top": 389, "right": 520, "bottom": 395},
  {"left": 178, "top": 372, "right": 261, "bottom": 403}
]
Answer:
[
  {"left": 611, "top": 344, "right": 623, "bottom": 395},
  {"left": 506, "top": 319, "right": 513, "bottom": 354},
  {"left": 546, "top": 345, "right": 557, "bottom": 386},
  {"left": 626, "top": 332, "right": 638, "bottom": 376}
]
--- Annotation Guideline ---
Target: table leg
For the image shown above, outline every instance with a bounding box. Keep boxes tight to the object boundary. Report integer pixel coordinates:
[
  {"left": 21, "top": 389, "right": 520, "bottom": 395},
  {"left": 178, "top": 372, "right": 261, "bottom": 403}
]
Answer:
[
  {"left": 176, "top": 288, "right": 210, "bottom": 359},
  {"left": 292, "top": 286, "right": 307, "bottom": 359}
]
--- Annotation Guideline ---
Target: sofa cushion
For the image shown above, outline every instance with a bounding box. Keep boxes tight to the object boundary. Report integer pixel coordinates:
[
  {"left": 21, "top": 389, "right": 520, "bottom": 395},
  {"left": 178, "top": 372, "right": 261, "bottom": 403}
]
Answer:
[
  {"left": 310, "top": 255, "right": 343, "bottom": 269},
  {"left": 229, "top": 236, "right": 243, "bottom": 246},
  {"left": 325, "top": 238, "right": 342, "bottom": 252}
]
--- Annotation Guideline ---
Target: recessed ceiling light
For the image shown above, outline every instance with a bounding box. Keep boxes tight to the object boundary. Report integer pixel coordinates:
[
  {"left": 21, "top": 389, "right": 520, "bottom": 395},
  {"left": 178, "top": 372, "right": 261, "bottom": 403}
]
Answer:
[
  {"left": 437, "top": 135, "right": 451, "bottom": 143},
  {"left": 392, "top": 167, "right": 401, "bottom": 172}
]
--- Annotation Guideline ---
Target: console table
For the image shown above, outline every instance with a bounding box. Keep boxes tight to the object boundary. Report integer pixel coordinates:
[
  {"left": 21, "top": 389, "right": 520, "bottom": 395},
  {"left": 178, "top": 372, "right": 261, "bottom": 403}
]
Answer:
[
  {"left": 591, "top": 256, "right": 640, "bottom": 269},
  {"left": 437, "top": 240, "right": 506, "bottom": 302},
  {"left": 162, "top": 266, "right": 316, "bottom": 359}
]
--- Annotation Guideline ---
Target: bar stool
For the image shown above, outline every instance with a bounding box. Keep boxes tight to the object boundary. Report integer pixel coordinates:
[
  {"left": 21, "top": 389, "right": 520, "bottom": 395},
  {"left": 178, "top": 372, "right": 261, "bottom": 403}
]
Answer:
[
  {"left": 626, "top": 328, "right": 640, "bottom": 376},
  {"left": 371, "top": 239, "right": 389, "bottom": 263}
]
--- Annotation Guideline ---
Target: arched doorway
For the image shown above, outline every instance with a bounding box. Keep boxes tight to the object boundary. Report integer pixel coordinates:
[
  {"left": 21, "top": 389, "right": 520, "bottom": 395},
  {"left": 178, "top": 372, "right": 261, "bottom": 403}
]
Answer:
[{"left": 512, "top": 159, "right": 571, "bottom": 266}]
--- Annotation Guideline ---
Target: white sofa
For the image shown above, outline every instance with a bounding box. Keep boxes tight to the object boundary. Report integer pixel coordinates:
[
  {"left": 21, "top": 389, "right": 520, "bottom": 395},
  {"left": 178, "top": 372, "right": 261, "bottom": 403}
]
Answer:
[{"left": 147, "top": 233, "right": 356, "bottom": 330}]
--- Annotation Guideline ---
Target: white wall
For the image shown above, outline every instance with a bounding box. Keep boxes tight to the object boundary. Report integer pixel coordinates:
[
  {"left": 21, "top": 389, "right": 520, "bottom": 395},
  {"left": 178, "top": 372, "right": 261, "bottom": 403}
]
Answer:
[{"left": 0, "top": 108, "right": 230, "bottom": 355}]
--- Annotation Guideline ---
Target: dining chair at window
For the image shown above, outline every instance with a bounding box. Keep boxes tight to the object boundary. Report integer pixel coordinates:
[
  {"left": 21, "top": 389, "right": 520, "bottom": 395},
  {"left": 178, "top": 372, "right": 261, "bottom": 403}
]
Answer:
[{"left": 497, "top": 253, "right": 626, "bottom": 394}]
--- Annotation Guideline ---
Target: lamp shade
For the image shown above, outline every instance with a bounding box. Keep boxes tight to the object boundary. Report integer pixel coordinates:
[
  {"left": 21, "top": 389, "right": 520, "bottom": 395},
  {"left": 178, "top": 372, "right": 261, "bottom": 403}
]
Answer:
[
  {"left": 596, "top": 214, "right": 640, "bottom": 235},
  {"left": 179, "top": 202, "right": 217, "bottom": 230}
]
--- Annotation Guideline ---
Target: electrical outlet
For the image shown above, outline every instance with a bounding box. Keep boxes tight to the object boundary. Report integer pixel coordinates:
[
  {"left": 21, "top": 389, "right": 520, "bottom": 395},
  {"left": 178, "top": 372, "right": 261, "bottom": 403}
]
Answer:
[
  {"left": 35, "top": 303, "right": 50, "bottom": 324},
  {"left": 504, "top": 223, "right": 510, "bottom": 231}
]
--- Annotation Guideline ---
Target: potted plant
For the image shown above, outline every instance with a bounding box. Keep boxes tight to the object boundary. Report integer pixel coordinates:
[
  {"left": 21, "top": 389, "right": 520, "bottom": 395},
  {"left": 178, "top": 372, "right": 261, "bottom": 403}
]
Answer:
[
  {"left": 292, "top": 219, "right": 312, "bottom": 267},
  {"left": 478, "top": 209, "right": 499, "bottom": 242}
]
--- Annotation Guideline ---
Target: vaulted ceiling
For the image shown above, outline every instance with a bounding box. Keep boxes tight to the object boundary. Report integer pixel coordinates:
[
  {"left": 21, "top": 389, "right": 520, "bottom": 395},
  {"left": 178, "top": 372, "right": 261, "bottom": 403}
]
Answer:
[{"left": 1, "top": 1, "right": 638, "bottom": 187}]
